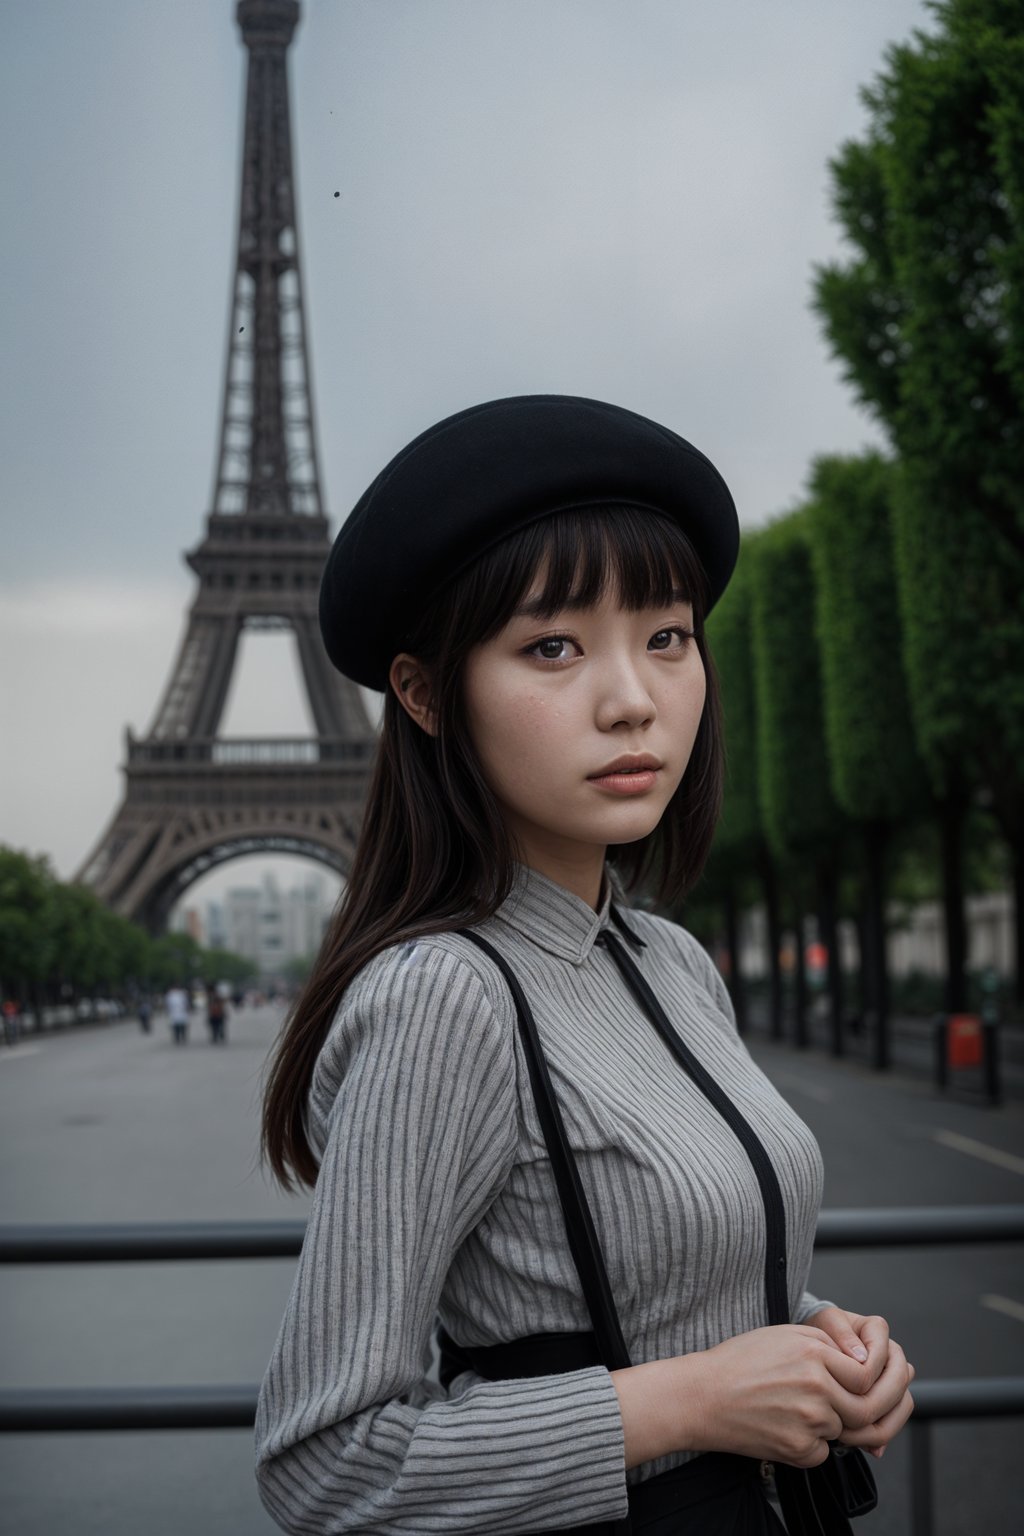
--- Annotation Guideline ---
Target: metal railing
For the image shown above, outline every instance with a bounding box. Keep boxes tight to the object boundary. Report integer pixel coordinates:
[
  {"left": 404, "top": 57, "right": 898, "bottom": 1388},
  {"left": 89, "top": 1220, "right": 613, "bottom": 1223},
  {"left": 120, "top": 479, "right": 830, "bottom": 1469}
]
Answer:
[
  {"left": 127, "top": 736, "right": 376, "bottom": 767},
  {"left": 2, "top": 1205, "right": 1023, "bottom": 1536}
]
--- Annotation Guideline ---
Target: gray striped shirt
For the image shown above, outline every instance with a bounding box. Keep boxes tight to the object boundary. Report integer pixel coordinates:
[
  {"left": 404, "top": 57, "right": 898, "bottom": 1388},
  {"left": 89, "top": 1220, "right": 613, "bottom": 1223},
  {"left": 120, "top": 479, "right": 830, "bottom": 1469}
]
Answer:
[{"left": 255, "top": 866, "right": 829, "bottom": 1533}]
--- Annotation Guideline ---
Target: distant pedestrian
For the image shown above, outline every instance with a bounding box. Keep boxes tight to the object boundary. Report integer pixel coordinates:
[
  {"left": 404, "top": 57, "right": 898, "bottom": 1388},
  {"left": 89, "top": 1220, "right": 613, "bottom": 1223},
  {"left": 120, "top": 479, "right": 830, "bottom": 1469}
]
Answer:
[
  {"left": 165, "top": 984, "right": 189, "bottom": 1045},
  {"left": 206, "top": 985, "right": 227, "bottom": 1045},
  {"left": 137, "top": 997, "right": 152, "bottom": 1033}
]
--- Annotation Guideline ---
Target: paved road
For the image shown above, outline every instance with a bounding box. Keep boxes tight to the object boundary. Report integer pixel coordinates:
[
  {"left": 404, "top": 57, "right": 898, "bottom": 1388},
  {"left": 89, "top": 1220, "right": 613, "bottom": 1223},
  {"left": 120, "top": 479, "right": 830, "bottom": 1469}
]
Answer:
[
  {"left": 1, "top": 1001, "right": 1021, "bottom": 1535},
  {"left": 0, "top": 1004, "right": 303, "bottom": 1536}
]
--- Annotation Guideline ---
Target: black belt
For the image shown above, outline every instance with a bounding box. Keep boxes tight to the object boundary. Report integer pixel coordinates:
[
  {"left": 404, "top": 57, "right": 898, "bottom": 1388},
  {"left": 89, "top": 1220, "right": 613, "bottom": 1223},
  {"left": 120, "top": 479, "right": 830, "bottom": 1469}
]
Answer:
[{"left": 437, "top": 1324, "right": 771, "bottom": 1536}]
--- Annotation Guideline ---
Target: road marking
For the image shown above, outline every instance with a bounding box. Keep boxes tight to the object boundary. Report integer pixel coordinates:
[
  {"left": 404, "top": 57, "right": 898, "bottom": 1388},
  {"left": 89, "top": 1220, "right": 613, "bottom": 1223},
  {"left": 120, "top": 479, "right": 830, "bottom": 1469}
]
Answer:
[
  {"left": 980, "top": 1294, "right": 1024, "bottom": 1325},
  {"left": 0, "top": 1044, "right": 41, "bottom": 1063},
  {"left": 932, "top": 1129, "right": 1024, "bottom": 1178},
  {"left": 770, "top": 1070, "right": 833, "bottom": 1104}
]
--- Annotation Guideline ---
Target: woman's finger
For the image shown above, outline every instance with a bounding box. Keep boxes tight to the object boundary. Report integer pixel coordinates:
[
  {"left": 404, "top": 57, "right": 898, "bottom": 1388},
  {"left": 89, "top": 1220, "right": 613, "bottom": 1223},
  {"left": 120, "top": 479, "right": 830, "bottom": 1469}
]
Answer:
[
  {"left": 839, "top": 1386, "right": 915, "bottom": 1450},
  {"left": 818, "top": 1347, "right": 876, "bottom": 1395},
  {"left": 867, "top": 1360, "right": 915, "bottom": 1448},
  {"left": 856, "top": 1315, "right": 891, "bottom": 1378},
  {"left": 840, "top": 1343, "right": 911, "bottom": 1432},
  {"left": 815, "top": 1306, "right": 870, "bottom": 1363}
]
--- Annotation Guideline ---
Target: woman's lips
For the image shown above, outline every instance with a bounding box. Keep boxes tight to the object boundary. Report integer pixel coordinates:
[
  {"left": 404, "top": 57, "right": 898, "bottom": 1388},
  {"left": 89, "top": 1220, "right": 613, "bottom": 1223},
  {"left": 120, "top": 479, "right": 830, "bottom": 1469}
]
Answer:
[{"left": 587, "top": 768, "right": 659, "bottom": 794}]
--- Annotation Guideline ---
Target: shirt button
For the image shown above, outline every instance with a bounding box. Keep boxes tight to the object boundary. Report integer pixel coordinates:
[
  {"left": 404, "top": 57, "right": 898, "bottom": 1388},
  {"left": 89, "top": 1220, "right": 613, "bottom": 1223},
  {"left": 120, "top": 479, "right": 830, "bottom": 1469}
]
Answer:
[{"left": 776, "top": 1256, "right": 787, "bottom": 1270}]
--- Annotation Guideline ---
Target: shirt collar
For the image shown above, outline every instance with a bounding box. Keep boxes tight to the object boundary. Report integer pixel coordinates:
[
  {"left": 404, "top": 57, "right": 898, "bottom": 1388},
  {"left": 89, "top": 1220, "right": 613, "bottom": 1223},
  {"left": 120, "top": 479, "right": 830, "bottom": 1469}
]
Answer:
[{"left": 489, "top": 863, "right": 626, "bottom": 965}]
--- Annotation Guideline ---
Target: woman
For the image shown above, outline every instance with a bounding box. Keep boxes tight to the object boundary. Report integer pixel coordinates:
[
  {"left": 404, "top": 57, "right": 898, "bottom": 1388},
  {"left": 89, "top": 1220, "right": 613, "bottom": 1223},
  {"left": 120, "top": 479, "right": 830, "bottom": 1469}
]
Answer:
[{"left": 256, "top": 396, "right": 913, "bottom": 1535}]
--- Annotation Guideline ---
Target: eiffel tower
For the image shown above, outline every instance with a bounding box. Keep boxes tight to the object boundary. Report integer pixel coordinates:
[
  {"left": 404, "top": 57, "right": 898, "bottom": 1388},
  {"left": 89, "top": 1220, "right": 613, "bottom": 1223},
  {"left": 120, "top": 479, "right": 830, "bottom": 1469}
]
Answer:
[{"left": 78, "top": 0, "right": 374, "bottom": 930}]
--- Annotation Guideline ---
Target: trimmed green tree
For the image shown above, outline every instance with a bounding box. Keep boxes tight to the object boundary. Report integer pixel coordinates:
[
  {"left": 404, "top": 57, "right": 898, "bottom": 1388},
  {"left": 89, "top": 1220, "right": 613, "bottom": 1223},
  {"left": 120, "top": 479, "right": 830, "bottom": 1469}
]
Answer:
[
  {"left": 813, "top": 0, "right": 1024, "bottom": 1005},
  {"left": 806, "top": 452, "right": 932, "bottom": 1057},
  {"left": 706, "top": 536, "right": 781, "bottom": 1036},
  {"left": 199, "top": 948, "right": 257, "bottom": 987},
  {"left": 0, "top": 849, "right": 57, "bottom": 1014},
  {"left": 0, "top": 845, "right": 254, "bottom": 1022},
  {"left": 748, "top": 511, "right": 852, "bottom": 1052}
]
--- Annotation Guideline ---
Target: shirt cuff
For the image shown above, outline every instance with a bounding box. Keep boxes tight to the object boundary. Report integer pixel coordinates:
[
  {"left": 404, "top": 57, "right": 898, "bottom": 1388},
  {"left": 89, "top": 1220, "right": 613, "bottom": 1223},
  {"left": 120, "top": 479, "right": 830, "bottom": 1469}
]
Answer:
[{"left": 795, "top": 1293, "right": 836, "bottom": 1323}]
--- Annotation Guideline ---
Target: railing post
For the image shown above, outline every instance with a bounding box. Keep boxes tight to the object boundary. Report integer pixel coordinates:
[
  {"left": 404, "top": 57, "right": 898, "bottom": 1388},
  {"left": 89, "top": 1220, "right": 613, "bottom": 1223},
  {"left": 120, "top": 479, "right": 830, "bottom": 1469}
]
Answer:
[
  {"left": 909, "top": 1418, "right": 933, "bottom": 1536},
  {"left": 933, "top": 1015, "right": 948, "bottom": 1093},
  {"left": 983, "top": 1022, "right": 1001, "bottom": 1108}
]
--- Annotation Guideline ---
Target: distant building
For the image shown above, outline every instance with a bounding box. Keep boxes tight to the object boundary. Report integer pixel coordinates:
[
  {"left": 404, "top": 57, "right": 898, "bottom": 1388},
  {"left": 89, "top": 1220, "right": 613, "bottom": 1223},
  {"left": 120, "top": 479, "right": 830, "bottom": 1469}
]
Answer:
[
  {"left": 217, "top": 872, "right": 335, "bottom": 976},
  {"left": 169, "top": 905, "right": 204, "bottom": 943},
  {"left": 206, "top": 900, "right": 226, "bottom": 951},
  {"left": 224, "top": 885, "right": 262, "bottom": 969},
  {"left": 285, "top": 876, "right": 332, "bottom": 962}
]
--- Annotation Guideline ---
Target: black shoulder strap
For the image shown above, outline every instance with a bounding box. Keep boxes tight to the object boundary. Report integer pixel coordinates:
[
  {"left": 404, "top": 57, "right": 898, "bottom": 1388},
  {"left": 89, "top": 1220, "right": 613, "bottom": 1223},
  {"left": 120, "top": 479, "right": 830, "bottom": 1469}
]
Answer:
[{"left": 457, "top": 928, "right": 632, "bottom": 1373}]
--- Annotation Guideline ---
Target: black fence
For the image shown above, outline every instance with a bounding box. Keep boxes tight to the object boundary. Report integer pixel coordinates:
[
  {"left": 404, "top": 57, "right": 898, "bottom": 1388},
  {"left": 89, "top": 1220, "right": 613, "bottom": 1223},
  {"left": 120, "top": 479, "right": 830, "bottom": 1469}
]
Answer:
[{"left": 2, "top": 1205, "right": 1023, "bottom": 1536}]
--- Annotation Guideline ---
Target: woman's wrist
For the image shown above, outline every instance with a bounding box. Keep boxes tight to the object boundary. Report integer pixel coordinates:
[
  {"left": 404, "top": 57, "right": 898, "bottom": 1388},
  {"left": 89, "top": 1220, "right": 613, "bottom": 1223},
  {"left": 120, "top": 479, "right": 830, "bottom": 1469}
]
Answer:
[{"left": 610, "top": 1353, "right": 708, "bottom": 1470}]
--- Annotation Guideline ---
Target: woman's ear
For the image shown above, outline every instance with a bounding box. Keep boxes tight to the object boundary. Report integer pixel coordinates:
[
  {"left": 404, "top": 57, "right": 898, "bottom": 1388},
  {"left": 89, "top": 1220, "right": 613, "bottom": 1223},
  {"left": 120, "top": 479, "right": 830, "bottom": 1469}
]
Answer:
[{"left": 388, "top": 653, "right": 439, "bottom": 737}]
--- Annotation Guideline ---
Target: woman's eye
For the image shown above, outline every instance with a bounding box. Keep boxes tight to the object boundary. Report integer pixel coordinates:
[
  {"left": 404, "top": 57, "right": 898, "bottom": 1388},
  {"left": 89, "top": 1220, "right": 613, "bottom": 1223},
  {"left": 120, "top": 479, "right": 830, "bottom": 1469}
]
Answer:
[
  {"left": 529, "top": 636, "right": 578, "bottom": 661},
  {"left": 649, "top": 627, "right": 694, "bottom": 651}
]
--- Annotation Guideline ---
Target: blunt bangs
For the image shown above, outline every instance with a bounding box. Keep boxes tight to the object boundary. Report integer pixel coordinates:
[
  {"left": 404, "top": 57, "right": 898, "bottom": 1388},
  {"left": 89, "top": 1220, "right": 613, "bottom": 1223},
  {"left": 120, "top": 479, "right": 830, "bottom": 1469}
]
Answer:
[{"left": 452, "top": 505, "right": 712, "bottom": 656}]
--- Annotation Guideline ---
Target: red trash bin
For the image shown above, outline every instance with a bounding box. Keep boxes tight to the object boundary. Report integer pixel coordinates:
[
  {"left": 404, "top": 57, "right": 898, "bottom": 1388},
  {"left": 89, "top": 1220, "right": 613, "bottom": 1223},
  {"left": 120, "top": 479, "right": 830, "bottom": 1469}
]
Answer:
[{"left": 947, "top": 1013, "right": 983, "bottom": 1068}]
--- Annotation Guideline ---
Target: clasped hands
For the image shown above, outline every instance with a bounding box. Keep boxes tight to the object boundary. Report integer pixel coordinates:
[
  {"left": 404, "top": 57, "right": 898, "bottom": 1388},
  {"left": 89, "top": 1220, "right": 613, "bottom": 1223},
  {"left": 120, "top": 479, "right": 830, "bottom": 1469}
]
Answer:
[
  {"left": 807, "top": 1304, "right": 915, "bottom": 1460},
  {"left": 694, "top": 1304, "right": 915, "bottom": 1468}
]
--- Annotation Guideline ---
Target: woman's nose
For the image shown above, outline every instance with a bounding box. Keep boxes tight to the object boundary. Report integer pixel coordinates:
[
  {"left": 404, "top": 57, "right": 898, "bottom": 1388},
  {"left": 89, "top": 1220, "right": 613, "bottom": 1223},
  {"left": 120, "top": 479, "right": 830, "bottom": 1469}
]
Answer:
[{"left": 594, "top": 662, "right": 656, "bottom": 731}]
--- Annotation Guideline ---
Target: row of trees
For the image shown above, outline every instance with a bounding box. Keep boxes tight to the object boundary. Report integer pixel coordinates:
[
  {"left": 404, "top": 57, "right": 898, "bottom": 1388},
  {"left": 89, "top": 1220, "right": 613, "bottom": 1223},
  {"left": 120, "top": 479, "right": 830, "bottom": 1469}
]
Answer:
[
  {"left": 690, "top": 0, "right": 1024, "bottom": 1060},
  {"left": 0, "top": 847, "right": 255, "bottom": 1014}
]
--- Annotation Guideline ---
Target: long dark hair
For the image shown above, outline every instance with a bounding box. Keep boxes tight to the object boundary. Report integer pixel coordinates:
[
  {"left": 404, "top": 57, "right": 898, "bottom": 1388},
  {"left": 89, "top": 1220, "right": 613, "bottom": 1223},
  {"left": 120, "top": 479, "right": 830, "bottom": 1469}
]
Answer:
[{"left": 262, "top": 504, "right": 725, "bottom": 1188}]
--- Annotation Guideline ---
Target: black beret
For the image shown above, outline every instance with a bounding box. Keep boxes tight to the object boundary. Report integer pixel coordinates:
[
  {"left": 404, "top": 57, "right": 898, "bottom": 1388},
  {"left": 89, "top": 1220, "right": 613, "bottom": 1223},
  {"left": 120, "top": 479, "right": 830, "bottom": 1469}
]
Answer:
[{"left": 320, "top": 393, "right": 739, "bottom": 690}]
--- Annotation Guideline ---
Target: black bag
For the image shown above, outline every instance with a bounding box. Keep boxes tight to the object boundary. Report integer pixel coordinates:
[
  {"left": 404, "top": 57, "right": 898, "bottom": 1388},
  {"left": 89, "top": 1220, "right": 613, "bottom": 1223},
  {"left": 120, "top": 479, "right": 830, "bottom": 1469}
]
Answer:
[
  {"left": 457, "top": 923, "right": 877, "bottom": 1535},
  {"left": 775, "top": 1444, "right": 878, "bottom": 1534}
]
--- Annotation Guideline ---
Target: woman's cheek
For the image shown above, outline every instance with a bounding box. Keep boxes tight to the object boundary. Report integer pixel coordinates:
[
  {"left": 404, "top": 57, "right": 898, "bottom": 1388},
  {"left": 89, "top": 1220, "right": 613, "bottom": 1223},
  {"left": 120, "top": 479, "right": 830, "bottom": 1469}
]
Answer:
[
  {"left": 488, "top": 696, "right": 557, "bottom": 787},
  {"left": 497, "top": 687, "right": 551, "bottom": 738}
]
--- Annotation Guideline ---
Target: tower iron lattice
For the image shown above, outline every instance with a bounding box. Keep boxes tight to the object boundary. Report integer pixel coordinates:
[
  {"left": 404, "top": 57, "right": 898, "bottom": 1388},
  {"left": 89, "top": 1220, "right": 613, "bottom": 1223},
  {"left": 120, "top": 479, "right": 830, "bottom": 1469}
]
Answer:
[{"left": 78, "top": 0, "right": 374, "bottom": 930}]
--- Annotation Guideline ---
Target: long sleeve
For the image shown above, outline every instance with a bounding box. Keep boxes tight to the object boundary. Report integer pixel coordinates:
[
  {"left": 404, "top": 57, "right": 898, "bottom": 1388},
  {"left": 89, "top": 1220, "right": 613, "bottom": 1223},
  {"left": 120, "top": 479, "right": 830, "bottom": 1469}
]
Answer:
[{"left": 255, "top": 941, "right": 627, "bottom": 1535}]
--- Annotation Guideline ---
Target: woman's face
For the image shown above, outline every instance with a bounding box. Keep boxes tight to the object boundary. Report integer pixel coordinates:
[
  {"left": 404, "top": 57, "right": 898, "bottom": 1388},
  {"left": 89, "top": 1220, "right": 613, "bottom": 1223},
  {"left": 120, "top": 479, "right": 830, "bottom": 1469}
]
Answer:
[{"left": 461, "top": 579, "right": 706, "bottom": 903}]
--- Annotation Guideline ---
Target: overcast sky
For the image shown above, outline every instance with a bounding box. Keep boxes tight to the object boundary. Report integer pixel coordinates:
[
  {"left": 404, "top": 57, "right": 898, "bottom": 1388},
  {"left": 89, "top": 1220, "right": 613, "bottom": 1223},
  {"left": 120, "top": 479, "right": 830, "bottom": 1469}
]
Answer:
[{"left": 0, "top": 0, "right": 933, "bottom": 910}]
